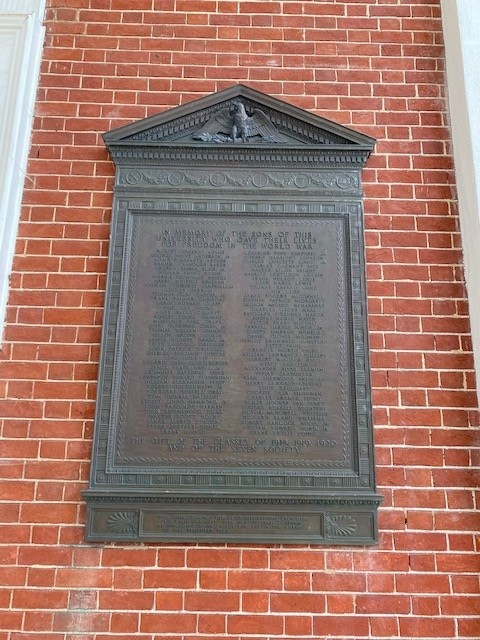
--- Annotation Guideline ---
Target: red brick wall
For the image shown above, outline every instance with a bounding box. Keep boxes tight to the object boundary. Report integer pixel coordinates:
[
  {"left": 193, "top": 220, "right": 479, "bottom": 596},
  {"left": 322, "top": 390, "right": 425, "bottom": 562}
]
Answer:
[{"left": 1, "top": 1, "right": 479, "bottom": 638}]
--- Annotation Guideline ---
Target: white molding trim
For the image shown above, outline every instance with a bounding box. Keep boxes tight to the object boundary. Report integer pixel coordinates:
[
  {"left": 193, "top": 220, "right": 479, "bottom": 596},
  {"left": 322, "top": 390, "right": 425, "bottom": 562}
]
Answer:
[
  {"left": 0, "top": 0, "right": 45, "bottom": 336},
  {"left": 441, "top": 0, "right": 480, "bottom": 404}
]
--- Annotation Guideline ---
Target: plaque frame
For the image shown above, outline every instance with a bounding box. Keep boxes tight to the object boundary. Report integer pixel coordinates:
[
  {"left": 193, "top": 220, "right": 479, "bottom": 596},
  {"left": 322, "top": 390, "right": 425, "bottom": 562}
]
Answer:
[{"left": 83, "top": 85, "right": 382, "bottom": 544}]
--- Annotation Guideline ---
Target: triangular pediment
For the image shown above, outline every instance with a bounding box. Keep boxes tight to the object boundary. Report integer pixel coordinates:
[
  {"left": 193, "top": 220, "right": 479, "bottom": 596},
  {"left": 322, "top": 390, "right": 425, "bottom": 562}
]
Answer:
[{"left": 103, "top": 84, "right": 375, "bottom": 150}]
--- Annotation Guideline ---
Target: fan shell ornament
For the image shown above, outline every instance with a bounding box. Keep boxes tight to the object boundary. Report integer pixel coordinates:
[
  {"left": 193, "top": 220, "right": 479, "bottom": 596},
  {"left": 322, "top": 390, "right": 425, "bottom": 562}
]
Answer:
[
  {"left": 193, "top": 100, "right": 288, "bottom": 144},
  {"left": 106, "top": 511, "right": 139, "bottom": 535},
  {"left": 324, "top": 514, "right": 358, "bottom": 537}
]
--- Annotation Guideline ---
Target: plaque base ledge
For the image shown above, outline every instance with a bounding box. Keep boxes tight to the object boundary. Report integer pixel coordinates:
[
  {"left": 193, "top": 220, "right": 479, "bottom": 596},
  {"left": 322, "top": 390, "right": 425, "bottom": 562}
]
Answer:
[{"left": 83, "top": 490, "right": 382, "bottom": 545}]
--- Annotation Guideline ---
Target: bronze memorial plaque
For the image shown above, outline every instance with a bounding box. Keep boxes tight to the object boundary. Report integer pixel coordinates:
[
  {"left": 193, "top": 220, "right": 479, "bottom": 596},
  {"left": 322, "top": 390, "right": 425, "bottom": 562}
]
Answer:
[
  {"left": 119, "top": 215, "right": 349, "bottom": 470},
  {"left": 83, "top": 85, "right": 382, "bottom": 543}
]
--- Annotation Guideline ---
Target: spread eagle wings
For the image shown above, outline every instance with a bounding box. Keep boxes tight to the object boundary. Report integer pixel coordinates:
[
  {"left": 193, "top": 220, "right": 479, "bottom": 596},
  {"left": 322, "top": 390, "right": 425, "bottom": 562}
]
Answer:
[
  {"left": 246, "top": 108, "right": 288, "bottom": 143},
  {"left": 193, "top": 106, "right": 287, "bottom": 143},
  {"left": 193, "top": 107, "right": 233, "bottom": 138}
]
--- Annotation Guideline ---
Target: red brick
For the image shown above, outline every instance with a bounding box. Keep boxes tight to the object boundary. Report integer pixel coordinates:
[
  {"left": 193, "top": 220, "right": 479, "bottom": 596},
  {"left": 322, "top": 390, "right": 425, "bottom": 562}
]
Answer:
[
  {"left": 366, "top": 573, "right": 395, "bottom": 593},
  {"left": 433, "top": 468, "right": 478, "bottom": 488},
  {"left": 20, "top": 503, "right": 78, "bottom": 523},
  {"left": 198, "top": 569, "right": 227, "bottom": 591},
  {"left": 312, "top": 572, "right": 366, "bottom": 592},
  {"left": 143, "top": 569, "right": 196, "bottom": 589},
  {"left": 458, "top": 619, "right": 480, "bottom": 637},
  {"left": 197, "top": 614, "right": 226, "bottom": 634},
  {"left": 356, "top": 594, "right": 410, "bottom": 614},
  {"left": 99, "top": 590, "right": 154, "bottom": 610},
  {"left": 441, "top": 595, "right": 480, "bottom": 615},
  {"left": 154, "top": 590, "right": 184, "bottom": 612},
  {"left": 369, "top": 616, "right": 400, "bottom": 638},
  {"left": 270, "top": 550, "right": 325, "bottom": 570},
  {"left": 27, "top": 567, "right": 56, "bottom": 587},
  {"left": 24, "top": 460, "right": 80, "bottom": 480},
  {"left": 101, "top": 548, "right": 157, "bottom": 567},
  {"left": 437, "top": 552, "right": 480, "bottom": 573},
  {"left": 387, "top": 370, "right": 439, "bottom": 389},
  {"left": 240, "top": 549, "right": 268, "bottom": 569},
  {"left": 185, "top": 592, "right": 239, "bottom": 612},
  {"left": 396, "top": 573, "right": 450, "bottom": 593},
  {"left": 12, "top": 589, "right": 69, "bottom": 610},
  {"left": 0, "top": 612, "right": 23, "bottom": 631},
  {"left": 313, "top": 615, "right": 370, "bottom": 637},
  {"left": 394, "top": 532, "right": 447, "bottom": 551},
  {"left": 412, "top": 595, "right": 441, "bottom": 615},
  {"left": 428, "top": 389, "right": 478, "bottom": 408},
  {"left": 187, "top": 549, "right": 241, "bottom": 569},
  {"left": 399, "top": 616, "right": 455, "bottom": 637},
  {"left": 22, "top": 611, "right": 54, "bottom": 632},
  {"left": 326, "top": 593, "right": 354, "bottom": 614},
  {"left": 140, "top": 613, "right": 197, "bottom": 634},
  {"left": 110, "top": 612, "right": 140, "bottom": 634},
  {"left": 353, "top": 552, "right": 410, "bottom": 572},
  {"left": 389, "top": 407, "right": 441, "bottom": 427},
  {"left": 228, "top": 570, "right": 282, "bottom": 591},
  {"left": 451, "top": 575, "right": 480, "bottom": 594},
  {"left": 435, "top": 511, "right": 480, "bottom": 532},
  {"left": 0, "top": 441, "right": 39, "bottom": 460},
  {"left": 393, "top": 448, "right": 444, "bottom": 467},
  {"left": 241, "top": 591, "right": 269, "bottom": 613},
  {"left": 53, "top": 611, "right": 110, "bottom": 633},
  {"left": 227, "top": 614, "right": 283, "bottom": 635},
  {"left": 271, "top": 593, "right": 325, "bottom": 613},
  {"left": 0, "top": 566, "right": 28, "bottom": 586},
  {"left": 283, "top": 571, "right": 311, "bottom": 592},
  {"left": 56, "top": 567, "right": 113, "bottom": 588}
]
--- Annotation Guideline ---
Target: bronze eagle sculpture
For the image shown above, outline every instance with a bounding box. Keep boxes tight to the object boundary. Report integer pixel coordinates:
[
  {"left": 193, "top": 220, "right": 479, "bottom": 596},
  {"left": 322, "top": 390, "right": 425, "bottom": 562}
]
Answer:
[{"left": 193, "top": 101, "right": 287, "bottom": 143}]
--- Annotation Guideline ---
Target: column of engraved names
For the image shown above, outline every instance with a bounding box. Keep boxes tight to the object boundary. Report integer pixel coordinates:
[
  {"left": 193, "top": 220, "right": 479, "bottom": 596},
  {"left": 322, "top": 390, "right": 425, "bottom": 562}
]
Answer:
[
  {"left": 241, "top": 230, "right": 330, "bottom": 447},
  {"left": 142, "top": 229, "right": 228, "bottom": 438}
]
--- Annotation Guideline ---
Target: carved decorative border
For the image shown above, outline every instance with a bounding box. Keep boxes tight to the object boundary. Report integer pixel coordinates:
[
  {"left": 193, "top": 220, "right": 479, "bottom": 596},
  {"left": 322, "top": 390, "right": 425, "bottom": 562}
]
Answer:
[
  {"left": 109, "top": 146, "right": 371, "bottom": 169},
  {"left": 117, "top": 167, "right": 361, "bottom": 194}
]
